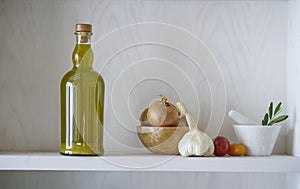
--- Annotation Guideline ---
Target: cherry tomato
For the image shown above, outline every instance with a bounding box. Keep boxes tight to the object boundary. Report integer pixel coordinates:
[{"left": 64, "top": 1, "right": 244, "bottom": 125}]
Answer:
[
  {"left": 228, "top": 144, "right": 246, "bottom": 156},
  {"left": 213, "top": 136, "right": 230, "bottom": 156}
]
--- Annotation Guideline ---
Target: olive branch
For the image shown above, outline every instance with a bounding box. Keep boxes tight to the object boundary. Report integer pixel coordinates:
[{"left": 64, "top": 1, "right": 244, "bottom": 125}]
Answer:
[{"left": 262, "top": 102, "right": 288, "bottom": 126}]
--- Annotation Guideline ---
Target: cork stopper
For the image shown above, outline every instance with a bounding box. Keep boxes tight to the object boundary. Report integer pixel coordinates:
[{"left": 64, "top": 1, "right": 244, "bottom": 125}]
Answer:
[{"left": 75, "top": 24, "right": 92, "bottom": 32}]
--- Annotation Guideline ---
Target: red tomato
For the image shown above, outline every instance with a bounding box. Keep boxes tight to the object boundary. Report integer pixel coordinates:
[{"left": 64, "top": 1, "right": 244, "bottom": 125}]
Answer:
[
  {"left": 228, "top": 144, "right": 246, "bottom": 156},
  {"left": 213, "top": 136, "right": 230, "bottom": 156}
]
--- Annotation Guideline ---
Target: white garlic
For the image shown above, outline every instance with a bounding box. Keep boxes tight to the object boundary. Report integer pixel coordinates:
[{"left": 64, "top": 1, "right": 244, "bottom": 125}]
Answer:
[{"left": 176, "top": 102, "right": 214, "bottom": 157}]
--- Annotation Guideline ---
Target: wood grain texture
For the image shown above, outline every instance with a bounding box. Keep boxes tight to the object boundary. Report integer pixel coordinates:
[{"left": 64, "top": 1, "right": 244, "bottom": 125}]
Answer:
[{"left": 0, "top": 0, "right": 287, "bottom": 153}]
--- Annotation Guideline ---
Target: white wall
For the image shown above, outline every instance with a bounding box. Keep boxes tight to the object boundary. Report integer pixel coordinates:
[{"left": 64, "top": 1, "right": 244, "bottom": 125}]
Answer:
[
  {"left": 0, "top": 0, "right": 288, "bottom": 153},
  {"left": 287, "top": 0, "right": 300, "bottom": 157}
]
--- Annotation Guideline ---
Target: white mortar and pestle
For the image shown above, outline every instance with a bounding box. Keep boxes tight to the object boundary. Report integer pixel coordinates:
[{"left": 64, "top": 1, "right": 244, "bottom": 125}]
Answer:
[{"left": 229, "top": 110, "right": 282, "bottom": 156}]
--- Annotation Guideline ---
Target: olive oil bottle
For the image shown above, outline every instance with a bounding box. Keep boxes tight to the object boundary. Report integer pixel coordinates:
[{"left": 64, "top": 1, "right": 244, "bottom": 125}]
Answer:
[{"left": 60, "top": 24, "right": 104, "bottom": 156}]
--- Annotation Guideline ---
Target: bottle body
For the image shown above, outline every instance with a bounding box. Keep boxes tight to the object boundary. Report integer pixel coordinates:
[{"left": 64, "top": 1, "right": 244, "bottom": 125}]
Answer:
[{"left": 60, "top": 26, "right": 104, "bottom": 156}]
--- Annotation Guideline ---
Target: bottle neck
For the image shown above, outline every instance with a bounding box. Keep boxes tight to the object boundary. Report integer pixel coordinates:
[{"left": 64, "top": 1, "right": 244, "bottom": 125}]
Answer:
[
  {"left": 72, "top": 32, "right": 94, "bottom": 68},
  {"left": 75, "top": 32, "right": 92, "bottom": 45}
]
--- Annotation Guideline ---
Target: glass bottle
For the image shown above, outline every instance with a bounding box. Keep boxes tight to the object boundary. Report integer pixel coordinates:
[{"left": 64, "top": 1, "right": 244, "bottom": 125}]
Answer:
[{"left": 60, "top": 24, "right": 104, "bottom": 156}]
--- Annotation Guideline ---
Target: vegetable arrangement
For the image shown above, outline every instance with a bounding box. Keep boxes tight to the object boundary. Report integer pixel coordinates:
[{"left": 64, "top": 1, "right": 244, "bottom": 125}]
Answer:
[
  {"left": 138, "top": 95, "right": 259, "bottom": 157},
  {"left": 176, "top": 102, "right": 246, "bottom": 157}
]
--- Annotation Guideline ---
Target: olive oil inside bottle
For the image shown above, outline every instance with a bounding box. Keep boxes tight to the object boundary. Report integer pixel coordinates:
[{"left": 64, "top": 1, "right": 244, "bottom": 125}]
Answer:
[{"left": 60, "top": 24, "right": 104, "bottom": 156}]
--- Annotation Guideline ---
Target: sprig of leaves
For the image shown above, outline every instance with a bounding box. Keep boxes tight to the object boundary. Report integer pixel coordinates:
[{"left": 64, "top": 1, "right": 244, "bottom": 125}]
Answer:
[{"left": 262, "top": 102, "right": 288, "bottom": 126}]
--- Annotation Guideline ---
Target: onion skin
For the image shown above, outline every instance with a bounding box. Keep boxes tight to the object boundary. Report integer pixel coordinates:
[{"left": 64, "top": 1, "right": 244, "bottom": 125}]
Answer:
[
  {"left": 178, "top": 116, "right": 188, "bottom": 127},
  {"left": 147, "top": 98, "right": 180, "bottom": 127},
  {"left": 140, "top": 108, "right": 150, "bottom": 126}
]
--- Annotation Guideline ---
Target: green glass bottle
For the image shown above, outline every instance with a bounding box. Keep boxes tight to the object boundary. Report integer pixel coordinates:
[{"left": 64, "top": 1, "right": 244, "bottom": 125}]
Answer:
[{"left": 60, "top": 24, "right": 104, "bottom": 156}]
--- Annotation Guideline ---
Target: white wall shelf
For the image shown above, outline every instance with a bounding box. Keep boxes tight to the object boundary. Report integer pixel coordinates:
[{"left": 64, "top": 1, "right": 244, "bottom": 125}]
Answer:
[{"left": 1, "top": 152, "right": 299, "bottom": 173}]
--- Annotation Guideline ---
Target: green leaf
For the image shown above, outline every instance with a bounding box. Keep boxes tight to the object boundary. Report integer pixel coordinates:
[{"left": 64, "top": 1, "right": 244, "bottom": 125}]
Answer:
[
  {"left": 269, "top": 102, "right": 273, "bottom": 120},
  {"left": 274, "top": 102, "right": 282, "bottom": 116},
  {"left": 268, "top": 115, "right": 288, "bottom": 126},
  {"left": 262, "top": 113, "right": 269, "bottom": 125}
]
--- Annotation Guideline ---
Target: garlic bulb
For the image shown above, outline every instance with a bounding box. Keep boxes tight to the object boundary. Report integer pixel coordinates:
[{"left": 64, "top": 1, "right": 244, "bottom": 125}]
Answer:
[{"left": 176, "top": 102, "right": 214, "bottom": 157}]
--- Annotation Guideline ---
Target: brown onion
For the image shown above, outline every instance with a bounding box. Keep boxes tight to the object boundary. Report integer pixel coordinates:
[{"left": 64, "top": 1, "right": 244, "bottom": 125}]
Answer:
[
  {"left": 147, "top": 95, "right": 180, "bottom": 127},
  {"left": 139, "top": 108, "right": 150, "bottom": 126},
  {"left": 178, "top": 116, "right": 188, "bottom": 127}
]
